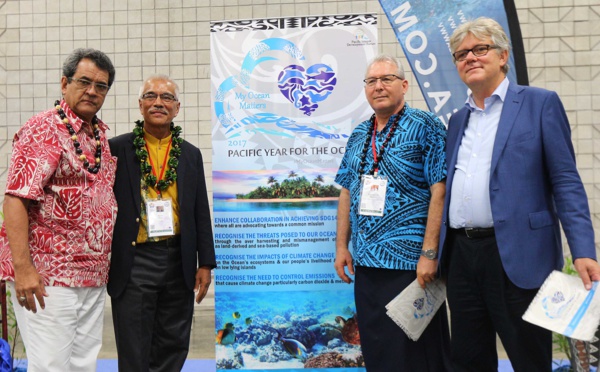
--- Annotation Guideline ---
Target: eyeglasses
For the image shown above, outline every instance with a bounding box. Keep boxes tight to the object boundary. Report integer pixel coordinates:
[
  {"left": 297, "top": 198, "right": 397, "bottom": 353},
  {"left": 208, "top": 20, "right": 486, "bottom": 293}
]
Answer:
[
  {"left": 452, "top": 44, "right": 500, "bottom": 62},
  {"left": 140, "top": 92, "right": 178, "bottom": 103},
  {"left": 68, "top": 77, "right": 110, "bottom": 95},
  {"left": 363, "top": 74, "right": 403, "bottom": 87}
]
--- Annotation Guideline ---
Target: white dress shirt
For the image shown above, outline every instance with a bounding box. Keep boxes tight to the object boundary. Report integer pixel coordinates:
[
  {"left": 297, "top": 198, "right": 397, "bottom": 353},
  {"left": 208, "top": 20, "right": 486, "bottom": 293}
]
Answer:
[{"left": 449, "top": 78, "right": 509, "bottom": 229}]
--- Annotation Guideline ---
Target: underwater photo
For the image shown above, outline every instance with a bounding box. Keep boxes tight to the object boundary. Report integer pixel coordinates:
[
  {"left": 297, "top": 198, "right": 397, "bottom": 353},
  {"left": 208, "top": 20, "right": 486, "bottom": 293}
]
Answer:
[{"left": 215, "top": 290, "right": 364, "bottom": 370}]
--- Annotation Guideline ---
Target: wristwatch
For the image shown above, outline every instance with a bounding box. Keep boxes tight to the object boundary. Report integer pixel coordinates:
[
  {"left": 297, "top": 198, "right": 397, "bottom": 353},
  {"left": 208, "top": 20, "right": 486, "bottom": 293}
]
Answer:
[{"left": 420, "top": 249, "right": 438, "bottom": 260}]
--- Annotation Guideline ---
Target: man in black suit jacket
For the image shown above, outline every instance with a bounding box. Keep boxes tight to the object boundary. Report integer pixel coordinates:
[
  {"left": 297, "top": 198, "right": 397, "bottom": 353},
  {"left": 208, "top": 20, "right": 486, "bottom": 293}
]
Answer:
[{"left": 108, "top": 74, "right": 216, "bottom": 371}]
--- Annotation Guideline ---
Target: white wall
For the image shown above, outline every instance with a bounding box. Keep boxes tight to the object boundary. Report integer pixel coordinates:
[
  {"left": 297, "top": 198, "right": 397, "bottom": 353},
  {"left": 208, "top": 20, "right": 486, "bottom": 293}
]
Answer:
[{"left": 0, "top": 0, "right": 598, "bottom": 251}]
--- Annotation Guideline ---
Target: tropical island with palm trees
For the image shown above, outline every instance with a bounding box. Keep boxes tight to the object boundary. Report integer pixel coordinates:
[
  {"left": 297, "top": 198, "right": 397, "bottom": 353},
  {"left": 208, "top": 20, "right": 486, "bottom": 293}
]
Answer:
[{"left": 234, "top": 171, "right": 340, "bottom": 202}]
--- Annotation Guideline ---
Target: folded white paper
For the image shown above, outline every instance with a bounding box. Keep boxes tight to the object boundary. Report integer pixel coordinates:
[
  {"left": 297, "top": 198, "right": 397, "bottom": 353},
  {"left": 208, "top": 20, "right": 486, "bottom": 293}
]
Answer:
[
  {"left": 386, "top": 278, "right": 447, "bottom": 341},
  {"left": 522, "top": 270, "right": 600, "bottom": 342}
]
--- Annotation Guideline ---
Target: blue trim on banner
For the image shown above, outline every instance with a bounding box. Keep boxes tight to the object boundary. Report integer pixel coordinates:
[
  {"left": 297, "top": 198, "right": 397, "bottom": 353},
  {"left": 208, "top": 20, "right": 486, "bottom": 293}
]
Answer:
[{"left": 378, "top": 0, "right": 519, "bottom": 126}]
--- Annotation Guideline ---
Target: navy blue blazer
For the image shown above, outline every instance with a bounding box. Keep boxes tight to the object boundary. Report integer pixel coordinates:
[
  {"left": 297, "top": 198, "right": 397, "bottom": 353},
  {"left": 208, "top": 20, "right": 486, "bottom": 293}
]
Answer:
[
  {"left": 107, "top": 132, "right": 216, "bottom": 298},
  {"left": 439, "top": 82, "right": 596, "bottom": 289}
]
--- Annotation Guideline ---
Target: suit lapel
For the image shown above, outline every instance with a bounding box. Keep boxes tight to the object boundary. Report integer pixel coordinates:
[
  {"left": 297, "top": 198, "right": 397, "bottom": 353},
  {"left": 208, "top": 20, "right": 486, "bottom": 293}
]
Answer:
[
  {"left": 126, "top": 133, "right": 142, "bottom": 215},
  {"left": 447, "top": 108, "right": 470, "bottom": 189},
  {"left": 490, "top": 83, "right": 524, "bottom": 175},
  {"left": 176, "top": 144, "right": 186, "bottom": 207}
]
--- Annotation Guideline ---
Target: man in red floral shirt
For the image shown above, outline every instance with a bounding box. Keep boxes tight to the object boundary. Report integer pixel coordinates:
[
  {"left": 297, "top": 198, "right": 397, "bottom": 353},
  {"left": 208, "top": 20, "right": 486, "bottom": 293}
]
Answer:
[{"left": 0, "top": 48, "right": 117, "bottom": 372}]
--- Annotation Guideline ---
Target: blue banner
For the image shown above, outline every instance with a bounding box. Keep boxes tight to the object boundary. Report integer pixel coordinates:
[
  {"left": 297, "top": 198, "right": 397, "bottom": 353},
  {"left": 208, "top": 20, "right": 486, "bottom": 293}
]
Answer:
[
  {"left": 378, "top": 0, "right": 524, "bottom": 126},
  {"left": 210, "top": 14, "right": 377, "bottom": 371}
]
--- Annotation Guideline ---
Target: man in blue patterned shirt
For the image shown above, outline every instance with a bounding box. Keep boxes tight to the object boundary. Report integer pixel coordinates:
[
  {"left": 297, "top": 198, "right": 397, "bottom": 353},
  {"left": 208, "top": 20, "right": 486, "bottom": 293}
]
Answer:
[{"left": 334, "top": 54, "right": 451, "bottom": 371}]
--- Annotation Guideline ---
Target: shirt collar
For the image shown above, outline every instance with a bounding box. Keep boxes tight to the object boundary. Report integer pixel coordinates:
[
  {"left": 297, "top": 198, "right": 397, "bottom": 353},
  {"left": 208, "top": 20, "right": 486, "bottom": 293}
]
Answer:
[
  {"left": 144, "top": 129, "right": 172, "bottom": 145},
  {"left": 379, "top": 103, "right": 411, "bottom": 129},
  {"left": 60, "top": 99, "right": 108, "bottom": 132},
  {"left": 464, "top": 77, "right": 509, "bottom": 112}
]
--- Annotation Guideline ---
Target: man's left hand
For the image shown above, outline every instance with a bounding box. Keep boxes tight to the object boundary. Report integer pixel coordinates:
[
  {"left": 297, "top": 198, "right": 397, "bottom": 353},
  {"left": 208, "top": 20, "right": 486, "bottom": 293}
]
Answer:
[
  {"left": 573, "top": 257, "right": 600, "bottom": 290},
  {"left": 416, "top": 256, "right": 438, "bottom": 289},
  {"left": 194, "top": 266, "right": 212, "bottom": 304}
]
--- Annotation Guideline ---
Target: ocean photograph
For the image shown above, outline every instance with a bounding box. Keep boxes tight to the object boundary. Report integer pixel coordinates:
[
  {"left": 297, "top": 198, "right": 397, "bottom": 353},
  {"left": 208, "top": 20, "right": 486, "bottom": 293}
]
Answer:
[
  {"left": 215, "top": 290, "right": 364, "bottom": 370},
  {"left": 213, "top": 169, "right": 341, "bottom": 213}
]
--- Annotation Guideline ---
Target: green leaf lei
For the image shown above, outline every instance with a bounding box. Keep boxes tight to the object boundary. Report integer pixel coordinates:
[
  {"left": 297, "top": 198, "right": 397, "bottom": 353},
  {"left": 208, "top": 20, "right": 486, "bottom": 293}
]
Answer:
[{"left": 134, "top": 120, "right": 183, "bottom": 191}]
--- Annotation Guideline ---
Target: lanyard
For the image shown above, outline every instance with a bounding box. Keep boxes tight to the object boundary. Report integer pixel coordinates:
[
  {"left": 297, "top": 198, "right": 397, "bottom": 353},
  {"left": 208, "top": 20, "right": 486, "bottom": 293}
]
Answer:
[
  {"left": 145, "top": 139, "right": 172, "bottom": 196},
  {"left": 359, "top": 105, "right": 405, "bottom": 177},
  {"left": 371, "top": 117, "right": 388, "bottom": 178}
]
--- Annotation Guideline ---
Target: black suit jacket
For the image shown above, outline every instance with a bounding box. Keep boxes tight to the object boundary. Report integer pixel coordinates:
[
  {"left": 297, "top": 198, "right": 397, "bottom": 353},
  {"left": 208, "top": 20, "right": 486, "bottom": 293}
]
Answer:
[{"left": 108, "top": 132, "right": 216, "bottom": 298}]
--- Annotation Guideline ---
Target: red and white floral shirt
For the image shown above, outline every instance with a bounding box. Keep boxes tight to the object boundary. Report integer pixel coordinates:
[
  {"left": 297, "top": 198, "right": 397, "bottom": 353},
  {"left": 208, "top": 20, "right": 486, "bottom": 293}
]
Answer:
[{"left": 0, "top": 100, "right": 118, "bottom": 287}]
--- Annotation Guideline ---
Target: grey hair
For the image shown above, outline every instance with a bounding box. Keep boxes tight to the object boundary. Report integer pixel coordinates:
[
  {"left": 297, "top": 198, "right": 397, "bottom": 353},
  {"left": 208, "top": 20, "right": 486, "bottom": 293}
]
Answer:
[
  {"left": 138, "top": 74, "right": 180, "bottom": 99},
  {"left": 365, "top": 54, "right": 406, "bottom": 80},
  {"left": 62, "top": 48, "right": 116, "bottom": 86},
  {"left": 449, "top": 17, "right": 511, "bottom": 74}
]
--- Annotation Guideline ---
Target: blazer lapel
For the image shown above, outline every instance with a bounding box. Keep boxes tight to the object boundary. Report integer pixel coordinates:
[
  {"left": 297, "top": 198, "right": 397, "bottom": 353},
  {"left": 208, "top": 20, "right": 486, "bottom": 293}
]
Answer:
[
  {"left": 490, "top": 82, "right": 524, "bottom": 175},
  {"left": 126, "top": 133, "right": 142, "bottom": 215},
  {"left": 447, "top": 108, "right": 470, "bottom": 189},
  {"left": 176, "top": 146, "right": 186, "bottom": 207}
]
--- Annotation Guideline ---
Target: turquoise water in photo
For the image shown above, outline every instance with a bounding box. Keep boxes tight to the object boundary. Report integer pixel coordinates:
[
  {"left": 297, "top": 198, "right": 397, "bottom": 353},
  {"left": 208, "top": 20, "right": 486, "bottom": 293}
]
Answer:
[
  {"left": 215, "top": 289, "right": 362, "bottom": 370},
  {"left": 215, "top": 289, "right": 356, "bottom": 331},
  {"left": 214, "top": 199, "right": 338, "bottom": 212}
]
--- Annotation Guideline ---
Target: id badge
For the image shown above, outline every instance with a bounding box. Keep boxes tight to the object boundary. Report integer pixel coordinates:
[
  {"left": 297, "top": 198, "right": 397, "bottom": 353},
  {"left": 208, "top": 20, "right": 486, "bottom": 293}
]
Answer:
[
  {"left": 146, "top": 198, "right": 175, "bottom": 237},
  {"left": 359, "top": 175, "right": 388, "bottom": 216}
]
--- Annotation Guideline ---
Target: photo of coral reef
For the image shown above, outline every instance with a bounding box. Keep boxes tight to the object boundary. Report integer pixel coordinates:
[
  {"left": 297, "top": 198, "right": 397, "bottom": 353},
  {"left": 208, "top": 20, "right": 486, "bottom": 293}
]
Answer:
[{"left": 215, "top": 290, "right": 365, "bottom": 370}]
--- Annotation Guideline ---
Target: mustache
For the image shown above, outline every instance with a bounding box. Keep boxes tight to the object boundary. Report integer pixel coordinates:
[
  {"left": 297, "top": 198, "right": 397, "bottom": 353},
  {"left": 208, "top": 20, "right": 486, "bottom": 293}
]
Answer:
[{"left": 149, "top": 109, "right": 168, "bottom": 115}]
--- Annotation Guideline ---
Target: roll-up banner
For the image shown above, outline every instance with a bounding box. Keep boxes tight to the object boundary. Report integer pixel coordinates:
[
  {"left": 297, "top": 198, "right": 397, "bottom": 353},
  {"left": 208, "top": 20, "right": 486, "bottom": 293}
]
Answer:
[
  {"left": 378, "top": 0, "right": 528, "bottom": 126},
  {"left": 210, "top": 14, "right": 377, "bottom": 371}
]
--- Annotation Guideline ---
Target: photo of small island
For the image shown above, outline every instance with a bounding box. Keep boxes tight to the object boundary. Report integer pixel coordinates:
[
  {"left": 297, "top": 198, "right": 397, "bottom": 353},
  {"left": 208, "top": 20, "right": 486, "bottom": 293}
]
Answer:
[{"left": 213, "top": 169, "right": 341, "bottom": 212}]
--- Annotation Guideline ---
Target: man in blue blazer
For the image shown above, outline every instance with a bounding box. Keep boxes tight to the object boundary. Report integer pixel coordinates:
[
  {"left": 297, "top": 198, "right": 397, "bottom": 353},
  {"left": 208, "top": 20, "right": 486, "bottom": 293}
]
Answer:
[
  {"left": 439, "top": 17, "right": 600, "bottom": 371},
  {"left": 108, "top": 75, "right": 216, "bottom": 371}
]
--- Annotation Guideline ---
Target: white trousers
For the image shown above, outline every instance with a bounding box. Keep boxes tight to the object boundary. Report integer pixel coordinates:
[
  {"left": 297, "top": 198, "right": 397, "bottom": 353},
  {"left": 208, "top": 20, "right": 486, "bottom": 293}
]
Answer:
[{"left": 7, "top": 282, "right": 106, "bottom": 372}]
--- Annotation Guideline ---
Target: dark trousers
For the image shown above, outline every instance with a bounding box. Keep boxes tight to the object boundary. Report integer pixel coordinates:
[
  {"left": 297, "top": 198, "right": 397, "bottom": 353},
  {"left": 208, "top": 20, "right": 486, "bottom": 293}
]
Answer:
[
  {"left": 111, "top": 240, "right": 194, "bottom": 372},
  {"left": 355, "top": 266, "right": 452, "bottom": 372},
  {"left": 446, "top": 231, "right": 552, "bottom": 372}
]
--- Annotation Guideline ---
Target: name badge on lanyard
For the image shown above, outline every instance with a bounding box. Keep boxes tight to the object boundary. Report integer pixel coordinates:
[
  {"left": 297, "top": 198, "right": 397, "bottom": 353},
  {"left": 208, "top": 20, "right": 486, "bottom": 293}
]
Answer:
[
  {"left": 146, "top": 198, "right": 175, "bottom": 237},
  {"left": 359, "top": 174, "right": 388, "bottom": 216},
  {"left": 358, "top": 117, "right": 393, "bottom": 217}
]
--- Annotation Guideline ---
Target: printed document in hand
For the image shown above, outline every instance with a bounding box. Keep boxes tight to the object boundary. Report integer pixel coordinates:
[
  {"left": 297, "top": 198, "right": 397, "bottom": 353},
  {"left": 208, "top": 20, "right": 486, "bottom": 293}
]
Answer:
[
  {"left": 386, "top": 279, "right": 446, "bottom": 341},
  {"left": 522, "top": 270, "right": 600, "bottom": 341}
]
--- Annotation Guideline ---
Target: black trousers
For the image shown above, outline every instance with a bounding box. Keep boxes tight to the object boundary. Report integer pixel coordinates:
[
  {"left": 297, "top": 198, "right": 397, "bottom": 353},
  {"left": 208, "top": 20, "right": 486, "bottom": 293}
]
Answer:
[
  {"left": 446, "top": 230, "right": 552, "bottom": 372},
  {"left": 111, "top": 240, "right": 194, "bottom": 372},
  {"left": 354, "top": 266, "right": 452, "bottom": 372}
]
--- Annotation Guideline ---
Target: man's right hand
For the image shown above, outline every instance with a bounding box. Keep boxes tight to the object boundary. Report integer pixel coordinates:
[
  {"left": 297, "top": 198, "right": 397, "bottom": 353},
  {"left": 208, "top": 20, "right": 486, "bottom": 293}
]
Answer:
[
  {"left": 334, "top": 246, "right": 355, "bottom": 284},
  {"left": 14, "top": 263, "right": 47, "bottom": 313},
  {"left": 334, "top": 187, "right": 354, "bottom": 283}
]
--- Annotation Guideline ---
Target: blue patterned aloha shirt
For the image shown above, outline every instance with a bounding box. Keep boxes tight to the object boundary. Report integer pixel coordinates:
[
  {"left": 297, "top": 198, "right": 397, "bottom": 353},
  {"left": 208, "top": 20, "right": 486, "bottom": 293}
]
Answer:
[{"left": 335, "top": 104, "right": 447, "bottom": 270}]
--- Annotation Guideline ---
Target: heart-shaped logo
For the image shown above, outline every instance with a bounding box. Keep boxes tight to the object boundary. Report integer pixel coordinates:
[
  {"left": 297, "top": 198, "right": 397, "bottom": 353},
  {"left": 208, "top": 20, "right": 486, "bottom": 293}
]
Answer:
[
  {"left": 413, "top": 297, "right": 424, "bottom": 311},
  {"left": 278, "top": 64, "right": 337, "bottom": 116}
]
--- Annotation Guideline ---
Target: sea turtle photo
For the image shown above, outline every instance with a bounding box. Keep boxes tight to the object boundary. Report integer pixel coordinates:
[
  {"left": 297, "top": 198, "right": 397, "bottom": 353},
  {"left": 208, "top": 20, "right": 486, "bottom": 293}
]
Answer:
[{"left": 335, "top": 315, "right": 360, "bottom": 345}]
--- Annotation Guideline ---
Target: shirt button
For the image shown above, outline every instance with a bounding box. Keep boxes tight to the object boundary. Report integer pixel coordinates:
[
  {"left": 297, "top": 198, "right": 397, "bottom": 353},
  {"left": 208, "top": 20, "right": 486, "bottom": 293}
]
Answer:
[
  {"left": 136, "top": 218, "right": 140, "bottom": 223},
  {"left": 131, "top": 241, "right": 136, "bottom": 246}
]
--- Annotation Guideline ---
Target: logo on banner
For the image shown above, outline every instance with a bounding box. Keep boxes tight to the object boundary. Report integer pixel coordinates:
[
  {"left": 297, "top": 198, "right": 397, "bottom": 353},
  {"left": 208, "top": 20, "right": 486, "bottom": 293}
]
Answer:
[
  {"left": 214, "top": 37, "right": 349, "bottom": 139},
  {"left": 348, "top": 29, "right": 376, "bottom": 47},
  {"left": 277, "top": 64, "right": 337, "bottom": 116}
]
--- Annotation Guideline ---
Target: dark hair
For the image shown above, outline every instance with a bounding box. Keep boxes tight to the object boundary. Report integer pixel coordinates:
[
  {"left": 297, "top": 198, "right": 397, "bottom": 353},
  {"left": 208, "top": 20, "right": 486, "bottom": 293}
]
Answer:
[{"left": 62, "top": 48, "right": 116, "bottom": 86}]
